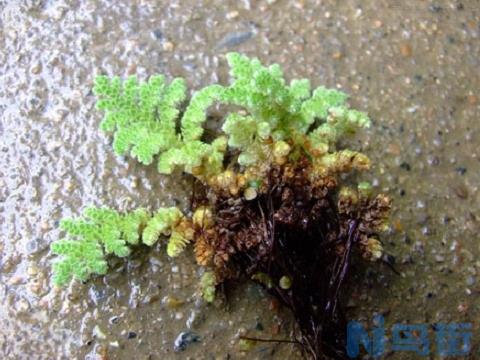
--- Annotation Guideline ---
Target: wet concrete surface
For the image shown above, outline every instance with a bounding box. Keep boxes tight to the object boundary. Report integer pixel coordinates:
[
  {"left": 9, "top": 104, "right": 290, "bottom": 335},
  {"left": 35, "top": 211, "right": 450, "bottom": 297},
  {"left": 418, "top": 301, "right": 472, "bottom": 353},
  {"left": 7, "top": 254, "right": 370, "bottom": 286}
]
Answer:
[{"left": 0, "top": 0, "right": 479, "bottom": 359}]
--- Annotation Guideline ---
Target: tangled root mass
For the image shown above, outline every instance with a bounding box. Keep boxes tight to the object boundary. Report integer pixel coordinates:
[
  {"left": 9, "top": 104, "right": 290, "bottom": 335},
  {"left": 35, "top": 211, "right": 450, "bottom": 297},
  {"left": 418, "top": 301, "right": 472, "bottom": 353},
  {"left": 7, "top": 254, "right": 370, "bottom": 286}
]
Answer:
[{"left": 194, "top": 157, "right": 391, "bottom": 359}]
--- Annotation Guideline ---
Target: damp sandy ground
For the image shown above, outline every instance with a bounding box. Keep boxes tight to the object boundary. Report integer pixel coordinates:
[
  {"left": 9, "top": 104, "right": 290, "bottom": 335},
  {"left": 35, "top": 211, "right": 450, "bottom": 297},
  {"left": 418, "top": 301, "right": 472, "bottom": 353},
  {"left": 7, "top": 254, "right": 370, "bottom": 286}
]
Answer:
[{"left": 1, "top": 0, "right": 479, "bottom": 359}]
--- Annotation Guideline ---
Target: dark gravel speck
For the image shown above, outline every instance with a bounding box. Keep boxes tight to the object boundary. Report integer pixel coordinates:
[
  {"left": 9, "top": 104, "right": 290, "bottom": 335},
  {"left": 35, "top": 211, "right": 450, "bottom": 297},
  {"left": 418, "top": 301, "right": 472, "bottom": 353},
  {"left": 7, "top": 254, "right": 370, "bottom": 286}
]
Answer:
[
  {"left": 151, "top": 29, "right": 164, "bottom": 40},
  {"left": 174, "top": 331, "right": 200, "bottom": 352},
  {"left": 400, "top": 162, "right": 411, "bottom": 171},
  {"left": 429, "top": 4, "right": 443, "bottom": 13},
  {"left": 216, "top": 31, "right": 255, "bottom": 49}
]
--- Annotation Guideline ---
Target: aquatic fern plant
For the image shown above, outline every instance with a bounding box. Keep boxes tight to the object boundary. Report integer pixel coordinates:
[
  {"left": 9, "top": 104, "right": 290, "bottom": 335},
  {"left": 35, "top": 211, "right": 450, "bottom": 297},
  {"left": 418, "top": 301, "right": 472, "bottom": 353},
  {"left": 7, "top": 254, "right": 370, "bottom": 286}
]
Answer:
[
  {"left": 93, "top": 75, "right": 186, "bottom": 165},
  {"left": 51, "top": 53, "right": 392, "bottom": 359},
  {"left": 93, "top": 52, "right": 370, "bottom": 185},
  {"left": 51, "top": 207, "right": 190, "bottom": 286}
]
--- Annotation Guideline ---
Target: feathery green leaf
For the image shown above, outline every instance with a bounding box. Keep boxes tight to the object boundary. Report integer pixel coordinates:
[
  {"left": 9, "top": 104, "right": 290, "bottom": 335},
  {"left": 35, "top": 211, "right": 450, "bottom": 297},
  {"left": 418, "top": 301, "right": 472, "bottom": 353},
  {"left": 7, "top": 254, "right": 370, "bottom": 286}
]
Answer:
[
  {"left": 94, "top": 75, "right": 185, "bottom": 165},
  {"left": 51, "top": 207, "right": 150, "bottom": 286}
]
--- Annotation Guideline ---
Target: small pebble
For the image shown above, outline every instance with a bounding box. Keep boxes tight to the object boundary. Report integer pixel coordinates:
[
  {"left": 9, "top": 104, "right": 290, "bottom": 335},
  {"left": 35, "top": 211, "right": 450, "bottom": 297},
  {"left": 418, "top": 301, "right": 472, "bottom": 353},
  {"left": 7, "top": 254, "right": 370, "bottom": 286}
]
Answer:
[
  {"left": 64, "top": 181, "right": 74, "bottom": 192},
  {"left": 429, "top": 4, "right": 443, "bottom": 13},
  {"left": 373, "top": 19, "right": 383, "bottom": 28},
  {"left": 151, "top": 29, "right": 163, "bottom": 40},
  {"left": 226, "top": 11, "right": 239, "bottom": 19},
  {"left": 452, "top": 183, "right": 468, "bottom": 199},
  {"left": 162, "top": 41, "right": 175, "bottom": 51},
  {"left": 162, "top": 296, "right": 183, "bottom": 309},
  {"left": 130, "top": 177, "right": 138, "bottom": 188},
  {"left": 31, "top": 62, "right": 42, "bottom": 74},
  {"left": 127, "top": 63, "right": 137, "bottom": 75},
  {"left": 428, "top": 155, "right": 440, "bottom": 166},
  {"left": 175, "top": 312, "right": 184, "bottom": 320},
  {"left": 400, "top": 162, "right": 411, "bottom": 171},
  {"left": 26, "top": 239, "right": 41, "bottom": 253},
  {"left": 186, "top": 310, "right": 200, "bottom": 329},
  {"left": 127, "top": 331, "right": 137, "bottom": 339},
  {"left": 455, "top": 166, "right": 467, "bottom": 175},
  {"left": 467, "top": 95, "right": 477, "bottom": 105},
  {"left": 294, "top": 0, "right": 305, "bottom": 9},
  {"left": 332, "top": 51, "right": 343, "bottom": 60},
  {"left": 174, "top": 331, "right": 200, "bottom": 352},
  {"left": 216, "top": 31, "right": 254, "bottom": 49},
  {"left": 27, "top": 264, "right": 39, "bottom": 276},
  {"left": 40, "top": 222, "right": 50, "bottom": 231},
  {"left": 466, "top": 276, "right": 475, "bottom": 286},
  {"left": 400, "top": 43, "right": 412, "bottom": 57}
]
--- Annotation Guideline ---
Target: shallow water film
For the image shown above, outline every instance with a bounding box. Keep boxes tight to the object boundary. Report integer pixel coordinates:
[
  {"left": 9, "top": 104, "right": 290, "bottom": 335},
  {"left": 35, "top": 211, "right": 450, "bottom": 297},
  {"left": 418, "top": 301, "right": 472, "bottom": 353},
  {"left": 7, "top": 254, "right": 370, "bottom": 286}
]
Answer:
[{"left": 1, "top": 0, "right": 479, "bottom": 359}]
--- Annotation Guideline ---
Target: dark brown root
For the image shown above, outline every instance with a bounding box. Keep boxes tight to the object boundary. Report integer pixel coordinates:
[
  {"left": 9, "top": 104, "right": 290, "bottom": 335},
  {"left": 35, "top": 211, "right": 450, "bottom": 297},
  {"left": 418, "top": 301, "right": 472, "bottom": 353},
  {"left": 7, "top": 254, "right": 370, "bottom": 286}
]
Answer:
[{"left": 193, "top": 158, "right": 391, "bottom": 359}]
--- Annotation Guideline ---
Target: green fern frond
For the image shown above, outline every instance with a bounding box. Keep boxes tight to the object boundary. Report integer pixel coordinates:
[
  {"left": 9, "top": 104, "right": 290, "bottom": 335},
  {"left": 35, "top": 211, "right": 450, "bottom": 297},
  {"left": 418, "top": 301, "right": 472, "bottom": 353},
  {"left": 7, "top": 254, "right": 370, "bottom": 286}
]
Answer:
[
  {"left": 166, "top": 230, "right": 190, "bottom": 257},
  {"left": 204, "top": 149, "right": 225, "bottom": 176},
  {"left": 120, "top": 208, "right": 150, "bottom": 245},
  {"left": 223, "top": 53, "right": 291, "bottom": 126},
  {"left": 308, "top": 106, "right": 371, "bottom": 151},
  {"left": 300, "top": 86, "right": 348, "bottom": 124},
  {"left": 51, "top": 239, "right": 108, "bottom": 286},
  {"left": 82, "top": 207, "right": 130, "bottom": 256},
  {"left": 181, "top": 85, "right": 225, "bottom": 142},
  {"left": 51, "top": 207, "right": 150, "bottom": 286},
  {"left": 157, "top": 140, "right": 211, "bottom": 174},
  {"left": 220, "top": 53, "right": 372, "bottom": 171},
  {"left": 222, "top": 113, "right": 256, "bottom": 149},
  {"left": 93, "top": 75, "right": 185, "bottom": 165},
  {"left": 94, "top": 53, "right": 372, "bottom": 182},
  {"left": 199, "top": 271, "right": 217, "bottom": 303},
  {"left": 142, "top": 207, "right": 183, "bottom": 246},
  {"left": 51, "top": 206, "right": 193, "bottom": 286},
  {"left": 289, "top": 79, "right": 311, "bottom": 101},
  {"left": 157, "top": 148, "right": 179, "bottom": 174}
]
